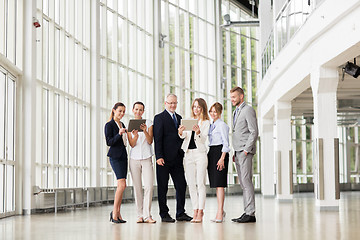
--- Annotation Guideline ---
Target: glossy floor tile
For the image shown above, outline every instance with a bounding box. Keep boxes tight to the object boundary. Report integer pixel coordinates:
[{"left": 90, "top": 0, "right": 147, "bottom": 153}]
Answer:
[{"left": 1, "top": 192, "right": 360, "bottom": 240}]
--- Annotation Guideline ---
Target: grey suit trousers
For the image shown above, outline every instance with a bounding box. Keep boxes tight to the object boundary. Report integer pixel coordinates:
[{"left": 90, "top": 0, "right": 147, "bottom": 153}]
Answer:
[{"left": 235, "top": 151, "right": 255, "bottom": 216}]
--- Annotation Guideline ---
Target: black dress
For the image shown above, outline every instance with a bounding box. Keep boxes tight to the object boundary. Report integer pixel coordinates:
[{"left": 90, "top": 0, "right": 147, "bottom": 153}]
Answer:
[{"left": 207, "top": 145, "right": 229, "bottom": 188}]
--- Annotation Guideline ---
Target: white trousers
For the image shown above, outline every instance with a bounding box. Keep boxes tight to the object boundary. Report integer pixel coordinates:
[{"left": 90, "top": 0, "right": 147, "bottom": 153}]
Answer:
[
  {"left": 183, "top": 149, "right": 208, "bottom": 210},
  {"left": 129, "top": 157, "right": 154, "bottom": 219}
]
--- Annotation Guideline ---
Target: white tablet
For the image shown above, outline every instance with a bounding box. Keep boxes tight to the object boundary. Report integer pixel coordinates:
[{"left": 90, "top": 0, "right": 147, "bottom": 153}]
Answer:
[
  {"left": 180, "top": 119, "right": 198, "bottom": 131},
  {"left": 128, "top": 119, "right": 146, "bottom": 132}
]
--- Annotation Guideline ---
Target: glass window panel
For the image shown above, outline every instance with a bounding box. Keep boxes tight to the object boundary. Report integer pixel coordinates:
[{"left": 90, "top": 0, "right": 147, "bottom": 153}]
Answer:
[
  {"left": 231, "top": 67, "right": 237, "bottom": 87},
  {"left": 306, "top": 142, "right": 312, "bottom": 173},
  {"left": 169, "top": 45, "right": 175, "bottom": 85},
  {"left": 137, "top": 0, "right": 145, "bottom": 29},
  {"left": 0, "top": 164, "right": 4, "bottom": 213},
  {"left": 43, "top": 19, "right": 49, "bottom": 83},
  {"left": 0, "top": 72, "right": 5, "bottom": 160},
  {"left": 146, "top": 35, "right": 153, "bottom": 77},
  {"left": 6, "top": 0, "right": 16, "bottom": 63},
  {"left": 207, "top": 0, "right": 214, "bottom": 24},
  {"left": 199, "top": 19, "right": 206, "bottom": 56},
  {"left": 107, "top": 0, "right": 114, "bottom": 10},
  {"left": 145, "top": 0, "right": 153, "bottom": 33},
  {"left": 0, "top": 0, "right": 5, "bottom": 55},
  {"left": 198, "top": 0, "right": 206, "bottom": 20},
  {"left": 43, "top": 0, "right": 49, "bottom": 15},
  {"left": 179, "top": 0, "right": 186, "bottom": 10},
  {"left": 54, "top": 0, "right": 60, "bottom": 24},
  {"left": 251, "top": 70, "right": 257, "bottom": 105},
  {"left": 189, "top": 0, "right": 196, "bottom": 14},
  {"left": 118, "top": 16, "right": 123, "bottom": 63},
  {"left": 169, "top": 4, "right": 176, "bottom": 43},
  {"left": 128, "top": 0, "right": 136, "bottom": 23},
  {"left": 296, "top": 141, "right": 303, "bottom": 173},
  {"left": 241, "top": 70, "right": 247, "bottom": 101},
  {"left": 43, "top": 89, "right": 49, "bottom": 165},
  {"left": 230, "top": 32, "right": 237, "bottom": 66},
  {"left": 179, "top": 9, "right": 185, "bottom": 48},
  {"left": 6, "top": 165, "right": 14, "bottom": 212},
  {"left": 106, "top": 61, "right": 112, "bottom": 107},
  {"left": 65, "top": 98, "right": 69, "bottom": 166},
  {"left": 207, "top": 23, "right": 215, "bottom": 59},
  {"left": 55, "top": 94, "right": 60, "bottom": 165},
  {"left": 222, "top": 30, "right": 227, "bottom": 63},
  {"left": 189, "top": 15, "right": 194, "bottom": 51},
  {"left": 107, "top": 10, "right": 113, "bottom": 59},
  {"left": 241, "top": 35, "right": 247, "bottom": 69},
  {"left": 65, "top": 36, "right": 70, "bottom": 92},
  {"left": 7, "top": 79, "right": 15, "bottom": 161},
  {"left": 350, "top": 145, "right": 356, "bottom": 172},
  {"left": 55, "top": 28, "right": 60, "bottom": 88},
  {"left": 128, "top": 24, "right": 136, "bottom": 69}
]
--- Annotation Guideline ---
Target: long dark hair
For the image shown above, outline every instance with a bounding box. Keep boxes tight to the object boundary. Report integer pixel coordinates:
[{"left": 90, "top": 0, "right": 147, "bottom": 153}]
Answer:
[{"left": 109, "top": 102, "right": 126, "bottom": 121}]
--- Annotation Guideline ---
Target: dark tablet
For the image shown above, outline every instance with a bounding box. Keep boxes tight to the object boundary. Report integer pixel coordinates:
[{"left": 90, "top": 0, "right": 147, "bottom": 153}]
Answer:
[{"left": 128, "top": 119, "right": 146, "bottom": 132}]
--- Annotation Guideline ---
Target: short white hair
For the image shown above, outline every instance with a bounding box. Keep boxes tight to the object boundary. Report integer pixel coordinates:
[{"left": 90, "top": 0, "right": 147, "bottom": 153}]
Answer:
[{"left": 165, "top": 93, "right": 177, "bottom": 101}]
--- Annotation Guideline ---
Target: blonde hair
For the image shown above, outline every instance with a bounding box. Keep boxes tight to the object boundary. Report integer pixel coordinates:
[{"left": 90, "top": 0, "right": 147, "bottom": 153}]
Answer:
[{"left": 191, "top": 98, "right": 210, "bottom": 121}]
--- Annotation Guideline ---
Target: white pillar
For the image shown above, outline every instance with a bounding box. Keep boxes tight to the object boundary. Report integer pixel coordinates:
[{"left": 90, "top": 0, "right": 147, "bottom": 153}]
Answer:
[
  {"left": 90, "top": 0, "right": 101, "bottom": 187},
  {"left": 22, "top": 0, "right": 37, "bottom": 214},
  {"left": 260, "top": 118, "right": 275, "bottom": 196},
  {"left": 274, "top": 101, "right": 293, "bottom": 200},
  {"left": 310, "top": 66, "right": 339, "bottom": 210},
  {"left": 154, "top": 0, "right": 162, "bottom": 113}
]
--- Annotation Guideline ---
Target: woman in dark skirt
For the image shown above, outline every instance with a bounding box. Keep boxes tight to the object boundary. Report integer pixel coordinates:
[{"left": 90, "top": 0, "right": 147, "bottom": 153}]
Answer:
[
  {"left": 104, "top": 102, "right": 128, "bottom": 224},
  {"left": 207, "top": 102, "right": 230, "bottom": 223}
]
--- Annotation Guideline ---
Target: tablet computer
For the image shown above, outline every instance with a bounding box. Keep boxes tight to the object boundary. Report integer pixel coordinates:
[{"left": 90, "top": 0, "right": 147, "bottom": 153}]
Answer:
[
  {"left": 128, "top": 119, "right": 146, "bottom": 132},
  {"left": 180, "top": 119, "right": 198, "bottom": 131}
]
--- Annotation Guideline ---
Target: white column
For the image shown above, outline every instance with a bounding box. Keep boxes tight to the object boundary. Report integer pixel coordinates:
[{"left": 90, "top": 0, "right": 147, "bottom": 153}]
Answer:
[
  {"left": 260, "top": 118, "right": 275, "bottom": 196},
  {"left": 310, "top": 66, "right": 339, "bottom": 210},
  {"left": 22, "top": 0, "right": 37, "bottom": 214},
  {"left": 274, "top": 101, "right": 293, "bottom": 200},
  {"left": 90, "top": 0, "right": 100, "bottom": 187},
  {"left": 154, "top": 0, "right": 162, "bottom": 113}
]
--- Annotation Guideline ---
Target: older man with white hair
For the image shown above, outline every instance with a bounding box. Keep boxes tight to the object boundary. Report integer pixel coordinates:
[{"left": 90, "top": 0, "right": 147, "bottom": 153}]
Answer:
[{"left": 153, "top": 93, "right": 192, "bottom": 223}]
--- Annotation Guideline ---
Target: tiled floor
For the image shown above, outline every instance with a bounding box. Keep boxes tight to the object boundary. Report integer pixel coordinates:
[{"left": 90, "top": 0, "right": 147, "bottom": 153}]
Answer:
[{"left": 1, "top": 192, "right": 360, "bottom": 240}]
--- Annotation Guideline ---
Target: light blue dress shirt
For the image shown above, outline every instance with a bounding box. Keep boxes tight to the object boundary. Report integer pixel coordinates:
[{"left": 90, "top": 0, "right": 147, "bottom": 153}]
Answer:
[{"left": 208, "top": 118, "right": 230, "bottom": 153}]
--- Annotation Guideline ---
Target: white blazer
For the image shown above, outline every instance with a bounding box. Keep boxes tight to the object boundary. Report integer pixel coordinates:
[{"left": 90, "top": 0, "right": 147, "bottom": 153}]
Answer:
[{"left": 179, "top": 119, "right": 210, "bottom": 153}]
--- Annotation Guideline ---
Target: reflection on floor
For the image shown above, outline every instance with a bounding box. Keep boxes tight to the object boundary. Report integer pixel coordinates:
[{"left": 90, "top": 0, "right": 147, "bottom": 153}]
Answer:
[{"left": 1, "top": 192, "right": 360, "bottom": 240}]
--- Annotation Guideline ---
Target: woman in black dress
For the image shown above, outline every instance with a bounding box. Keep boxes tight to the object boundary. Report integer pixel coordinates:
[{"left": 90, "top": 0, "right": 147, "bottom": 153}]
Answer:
[{"left": 207, "top": 102, "right": 230, "bottom": 223}]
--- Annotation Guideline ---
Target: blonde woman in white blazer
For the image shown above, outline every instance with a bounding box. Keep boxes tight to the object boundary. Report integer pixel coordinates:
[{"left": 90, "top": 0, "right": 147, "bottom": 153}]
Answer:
[{"left": 178, "top": 98, "right": 210, "bottom": 223}]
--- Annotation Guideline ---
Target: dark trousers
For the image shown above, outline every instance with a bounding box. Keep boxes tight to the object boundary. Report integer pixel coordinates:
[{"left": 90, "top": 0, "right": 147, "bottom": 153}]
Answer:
[{"left": 156, "top": 162, "right": 187, "bottom": 218}]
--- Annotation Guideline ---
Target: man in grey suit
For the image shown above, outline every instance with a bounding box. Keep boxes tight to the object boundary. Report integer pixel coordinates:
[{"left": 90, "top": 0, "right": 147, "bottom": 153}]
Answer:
[{"left": 230, "top": 86, "right": 258, "bottom": 223}]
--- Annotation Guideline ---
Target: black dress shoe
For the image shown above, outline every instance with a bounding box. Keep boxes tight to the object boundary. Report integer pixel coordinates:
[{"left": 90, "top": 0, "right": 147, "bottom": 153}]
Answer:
[
  {"left": 176, "top": 213, "right": 193, "bottom": 221},
  {"left": 236, "top": 214, "right": 256, "bottom": 223},
  {"left": 162, "top": 215, "right": 176, "bottom": 223},
  {"left": 231, "top": 213, "right": 246, "bottom": 222}
]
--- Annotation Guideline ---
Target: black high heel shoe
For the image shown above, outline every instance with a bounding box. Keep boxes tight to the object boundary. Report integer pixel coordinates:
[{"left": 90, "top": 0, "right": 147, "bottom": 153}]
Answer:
[{"left": 110, "top": 211, "right": 121, "bottom": 224}]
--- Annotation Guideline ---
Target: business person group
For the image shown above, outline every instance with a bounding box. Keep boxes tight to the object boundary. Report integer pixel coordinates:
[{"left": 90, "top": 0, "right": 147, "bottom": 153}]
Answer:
[{"left": 104, "top": 86, "right": 258, "bottom": 224}]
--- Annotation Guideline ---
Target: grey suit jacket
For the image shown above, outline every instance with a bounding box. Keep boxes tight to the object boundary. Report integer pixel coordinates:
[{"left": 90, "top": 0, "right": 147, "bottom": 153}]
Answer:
[{"left": 232, "top": 103, "right": 258, "bottom": 154}]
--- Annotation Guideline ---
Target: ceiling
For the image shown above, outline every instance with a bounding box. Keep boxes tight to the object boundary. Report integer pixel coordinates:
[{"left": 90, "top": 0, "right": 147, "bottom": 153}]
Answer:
[
  {"left": 232, "top": 0, "right": 259, "bottom": 18},
  {"left": 291, "top": 63, "right": 360, "bottom": 126}
]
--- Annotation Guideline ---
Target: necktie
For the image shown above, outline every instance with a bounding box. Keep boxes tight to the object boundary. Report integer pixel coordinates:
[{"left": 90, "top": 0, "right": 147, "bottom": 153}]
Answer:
[
  {"left": 172, "top": 113, "right": 177, "bottom": 128},
  {"left": 233, "top": 108, "right": 239, "bottom": 124},
  {"left": 209, "top": 123, "right": 215, "bottom": 133}
]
